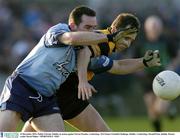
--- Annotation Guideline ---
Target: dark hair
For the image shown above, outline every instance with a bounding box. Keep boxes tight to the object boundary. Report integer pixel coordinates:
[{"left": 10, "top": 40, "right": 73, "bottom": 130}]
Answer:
[
  {"left": 69, "top": 5, "right": 96, "bottom": 25},
  {"left": 111, "top": 13, "right": 141, "bottom": 31}
]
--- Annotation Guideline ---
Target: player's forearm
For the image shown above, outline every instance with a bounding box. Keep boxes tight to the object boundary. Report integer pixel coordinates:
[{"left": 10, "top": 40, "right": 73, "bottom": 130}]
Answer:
[
  {"left": 108, "top": 58, "right": 145, "bottom": 74},
  {"left": 77, "top": 47, "right": 92, "bottom": 82},
  {"left": 59, "top": 32, "right": 108, "bottom": 46}
]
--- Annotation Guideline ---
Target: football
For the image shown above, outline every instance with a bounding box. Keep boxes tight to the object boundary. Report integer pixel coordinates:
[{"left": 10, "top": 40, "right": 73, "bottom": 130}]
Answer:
[{"left": 152, "top": 70, "right": 180, "bottom": 100}]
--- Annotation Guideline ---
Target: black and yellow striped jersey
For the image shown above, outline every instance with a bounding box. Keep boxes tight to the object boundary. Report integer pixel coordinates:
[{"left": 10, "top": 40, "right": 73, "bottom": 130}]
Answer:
[
  {"left": 88, "top": 29, "right": 116, "bottom": 57},
  {"left": 87, "top": 29, "right": 116, "bottom": 80}
]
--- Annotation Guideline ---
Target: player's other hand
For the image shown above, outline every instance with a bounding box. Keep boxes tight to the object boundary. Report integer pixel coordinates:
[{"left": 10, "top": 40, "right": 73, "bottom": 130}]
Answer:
[
  {"left": 143, "top": 50, "right": 161, "bottom": 67},
  {"left": 107, "top": 27, "right": 138, "bottom": 43},
  {"left": 78, "top": 81, "right": 97, "bottom": 100}
]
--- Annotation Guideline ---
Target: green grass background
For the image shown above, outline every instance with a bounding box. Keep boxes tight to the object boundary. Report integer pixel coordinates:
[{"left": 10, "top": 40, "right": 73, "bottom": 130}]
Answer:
[{"left": 17, "top": 116, "right": 180, "bottom": 132}]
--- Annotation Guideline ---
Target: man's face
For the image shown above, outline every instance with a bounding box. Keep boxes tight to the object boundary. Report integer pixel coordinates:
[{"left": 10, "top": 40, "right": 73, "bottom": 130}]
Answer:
[
  {"left": 145, "top": 19, "right": 162, "bottom": 41},
  {"left": 111, "top": 26, "right": 138, "bottom": 52},
  {"left": 115, "top": 32, "right": 137, "bottom": 52},
  {"left": 75, "top": 15, "right": 97, "bottom": 32}
]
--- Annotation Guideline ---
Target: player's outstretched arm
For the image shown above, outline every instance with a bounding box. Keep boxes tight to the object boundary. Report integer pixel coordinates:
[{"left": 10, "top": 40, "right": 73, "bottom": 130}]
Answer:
[
  {"left": 108, "top": 50, "right": 161, "bottom": 75},
  {"left": 77, "top": 47, "right": 97, "bottom": 100},
  {"left": 108, "top": 58, "right": 144, "bottom": 75}
]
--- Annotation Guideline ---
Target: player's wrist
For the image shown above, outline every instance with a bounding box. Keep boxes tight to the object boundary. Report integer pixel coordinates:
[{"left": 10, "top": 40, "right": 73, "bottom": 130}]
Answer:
[
  {"left": 143, "top": 58, "right": 149, "bottom": 67},
  {"left": 78, "top": 79, "right": 88, "bottom": 84},
  {"left": 78, "top": 73, "right": 88, "bottom": 82}
]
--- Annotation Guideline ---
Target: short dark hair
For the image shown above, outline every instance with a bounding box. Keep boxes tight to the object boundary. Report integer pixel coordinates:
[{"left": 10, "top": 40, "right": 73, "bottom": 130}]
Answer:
[
  {"left": 69, "top": 5, "right": 96, "bottom": 25},
  {"left": 111, "top": 13, "right": 141, "bottom": 31}
]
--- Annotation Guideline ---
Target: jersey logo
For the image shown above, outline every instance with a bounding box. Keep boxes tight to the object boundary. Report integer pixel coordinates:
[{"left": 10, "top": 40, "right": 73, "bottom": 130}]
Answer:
[
  {"left": 53, "top": 61, "right": 70, "bottom": 78},
  {"left": 102, "top": 56, "right": 110, "bottom": 67},
  {"left": 29, "top": 92, "right": 43, "bottom": 102}
]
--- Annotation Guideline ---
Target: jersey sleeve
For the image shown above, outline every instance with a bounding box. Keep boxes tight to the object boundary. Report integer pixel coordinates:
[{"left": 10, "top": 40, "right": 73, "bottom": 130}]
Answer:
[
  {"left": 88, "top": 55, "right": 113, "bottom": 74},
  {"left": 44, "top": 23, "right": 70, "bottom": 47}
]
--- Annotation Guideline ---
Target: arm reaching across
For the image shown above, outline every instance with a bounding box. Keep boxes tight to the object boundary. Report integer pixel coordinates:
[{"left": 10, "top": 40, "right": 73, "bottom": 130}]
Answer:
[
  {"left": 108, "top": 58, "right": 144, "bottom": 74},
  {"left": 87, "top": 50, "right": 161, "bottom": 75},
  {"left": 109, "top": 50, "right": 161, "bottom": 74},
  {"left": 58, "top": 31, "right": 108, "bottom": 46},
  {"left": 57, "top": 27, "right": 135, "bottom": 47},
  {"left": 77, "top": 47, "right": 97, "bottom": 100}
]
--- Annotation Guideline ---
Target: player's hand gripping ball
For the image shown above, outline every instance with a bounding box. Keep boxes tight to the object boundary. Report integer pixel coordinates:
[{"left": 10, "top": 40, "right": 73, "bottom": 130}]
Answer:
[{"left": 152, "top": 70, "right": 180, "bottom": 100}]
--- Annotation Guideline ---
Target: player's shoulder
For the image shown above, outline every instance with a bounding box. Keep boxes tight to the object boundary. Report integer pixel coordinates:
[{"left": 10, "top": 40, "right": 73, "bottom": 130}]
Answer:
[{"left": 48, "top": 23, "right": 70, "bottom": 33}]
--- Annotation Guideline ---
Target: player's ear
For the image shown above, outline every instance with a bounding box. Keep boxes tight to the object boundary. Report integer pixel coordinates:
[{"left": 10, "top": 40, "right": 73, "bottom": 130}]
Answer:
[{"left": 69, "top": 22, "right": 77, "bottom": 31}]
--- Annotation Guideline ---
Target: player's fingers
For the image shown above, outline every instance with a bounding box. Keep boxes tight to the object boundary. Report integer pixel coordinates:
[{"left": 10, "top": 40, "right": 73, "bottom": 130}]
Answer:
[
  {"left": 88, "top": 87, "right": 94, "bottom": 98},
  {"left": 147, "top": 50, "right": 153, "bottom": 56},
  {"left": 115, "top": 28, "right": 138, "bottom": 42},
  {"left": 85, "top": 88, "right": 90, "bottom": 100},
  {"left": 78, "top": 85, "right": 95, "bottom": 100},
  {"left": 157, "top": 62, "right": 161, "bottom": 66},
  {"left": 78, "top": 88, "right": 82, "bottom": 99},
  {"left": 118, "top": 27, "right": 136, "bottom": 34},
  {"left": 156, "top": 60, "right": 161, "bottom": 66},
  {"left": 78, "top": 87, "right": 85, "bottom": 100},
  {"left": 87, "top": 88, "right": 92, "bottom": 98},
  {"left": 91, "top": 86, "right": 97, "bottom": 93},
  {"left": 154, "top": 50, "right": 159, "bottom": 53},
  {"left": 123, "top": 28, "right": 137, "bottom": 35},
  {"left": 88, "top": 90, "right": 92, "bottom": 97},
  {"left": 153, "top": 50, "right": 160, "bottom": 58},
  {"left": 82, "top": 88, "right": 86, "bottom": 101}
]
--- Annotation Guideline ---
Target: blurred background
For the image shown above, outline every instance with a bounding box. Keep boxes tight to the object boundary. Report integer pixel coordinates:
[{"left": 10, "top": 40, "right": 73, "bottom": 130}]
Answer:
[{"left": 0, "top": 0, "right": 180, "bottom": 131}]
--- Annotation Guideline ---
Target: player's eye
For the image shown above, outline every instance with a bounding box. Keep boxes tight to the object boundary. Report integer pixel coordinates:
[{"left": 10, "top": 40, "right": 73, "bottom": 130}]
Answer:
[
  {"left": 85, "top": 25, "right": 96, "bottom": 30},
  {"left": 124, "top": 37, "right": 131, "bottom": 41},
  {"left": 124, "top": 36, "right": 135, "bottom": 42}
]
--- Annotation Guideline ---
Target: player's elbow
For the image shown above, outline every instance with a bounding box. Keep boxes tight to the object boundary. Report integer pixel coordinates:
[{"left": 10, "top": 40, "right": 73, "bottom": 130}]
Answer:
[{"left": 59, "top": 32, "right": 76, "bottom": 45}]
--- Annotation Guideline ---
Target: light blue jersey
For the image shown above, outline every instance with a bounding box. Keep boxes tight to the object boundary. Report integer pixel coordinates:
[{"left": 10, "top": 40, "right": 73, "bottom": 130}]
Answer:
[{"left": 15, "top": 23, "right": 76, "bottom": 97}]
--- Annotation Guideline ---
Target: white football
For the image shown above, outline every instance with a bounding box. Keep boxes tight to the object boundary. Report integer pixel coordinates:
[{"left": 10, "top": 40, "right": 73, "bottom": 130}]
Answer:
[{"left": 152, "top": 70, "right": 180, "bottom": 100}]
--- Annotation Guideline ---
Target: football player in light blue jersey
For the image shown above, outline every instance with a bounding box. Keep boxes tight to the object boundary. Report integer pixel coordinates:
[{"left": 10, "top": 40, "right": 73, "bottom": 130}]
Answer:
[
  {"left": 22, "top": 13, "right": 161, "bottom": 132},
  {"left": 0, "top": 6, "right": 127, "bottom": 132}
]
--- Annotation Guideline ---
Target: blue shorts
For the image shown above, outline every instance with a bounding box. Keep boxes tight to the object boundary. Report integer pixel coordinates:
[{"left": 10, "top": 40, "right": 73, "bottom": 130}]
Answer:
[{"left": 0, "top": 74, "right": 61, "bottom": 122}]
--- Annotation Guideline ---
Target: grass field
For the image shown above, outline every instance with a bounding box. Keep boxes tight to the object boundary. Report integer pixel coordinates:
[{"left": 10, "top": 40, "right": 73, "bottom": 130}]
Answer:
[{"left": 17, "top": 116, "right": 180, "bottom": 132}]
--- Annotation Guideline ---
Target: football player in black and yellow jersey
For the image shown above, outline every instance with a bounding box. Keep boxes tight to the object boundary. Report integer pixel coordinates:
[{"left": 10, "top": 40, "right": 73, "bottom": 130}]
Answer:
[
  {"left": 22, "top": 13, "right": 161, "bottom": 132},
  {"left": 77, "top": 13, "right": 160, "bottom": 101}
]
